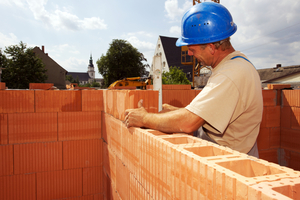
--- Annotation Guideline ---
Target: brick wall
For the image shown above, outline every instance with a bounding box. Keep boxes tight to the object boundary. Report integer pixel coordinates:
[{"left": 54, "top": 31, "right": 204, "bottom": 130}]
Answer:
[
  {"left": 1, "top": 87, "right": 300, "bottom": 200},
  {"left": 281, "top": 90, "right": 300, "bottom": 171},
  {"left": 0, "top": 90, "right": 104, "bottom": 200}
]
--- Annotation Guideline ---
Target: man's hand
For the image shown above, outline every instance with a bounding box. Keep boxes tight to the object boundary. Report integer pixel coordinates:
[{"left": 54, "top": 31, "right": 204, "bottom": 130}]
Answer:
[{"left": 124, "top": 99, "right": 147, "bottom": 128}]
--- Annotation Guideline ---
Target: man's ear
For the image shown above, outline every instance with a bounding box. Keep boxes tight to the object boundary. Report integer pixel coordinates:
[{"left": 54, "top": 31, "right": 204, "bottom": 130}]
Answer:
[{"left": 208, "top": 43, "right": 216, "bottom": 55}]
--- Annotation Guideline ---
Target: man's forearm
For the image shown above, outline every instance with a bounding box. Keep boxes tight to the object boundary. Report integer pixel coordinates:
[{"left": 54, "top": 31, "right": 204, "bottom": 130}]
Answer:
[{"left": 142, "top": 108, "right": 204, "bottom": 133}]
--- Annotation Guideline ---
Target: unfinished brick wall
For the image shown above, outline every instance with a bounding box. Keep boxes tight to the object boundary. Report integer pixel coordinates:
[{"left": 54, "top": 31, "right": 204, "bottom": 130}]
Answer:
[
  {"left": 1, "top": 87, "right": 300, "bottom": 200},
  {"left": 102, "top": 89, "right": 300, "bottom": 200},
  {"left": 0, "top": 90, "right": 104, "bottom": 200},
  {"left": 281, "top": 90, "right": 300, "bottom": 171}
]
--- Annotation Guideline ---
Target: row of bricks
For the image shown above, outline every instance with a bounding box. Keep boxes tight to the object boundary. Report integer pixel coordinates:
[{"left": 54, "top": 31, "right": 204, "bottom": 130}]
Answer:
[
  {"left": 0, "top": 139, "right": 103, "bottom": 176},
  {"left": 0, "top": 111, "right": 101, "bottom": 144},
  {"left": 104, "top": 89, "right": 278, "bottom": 121},
  {"left": 146, "top": 84, "right": 192, "bottom": 90},
  {"left": 104, "top": 141, "right": 299, "bottom": 199},
  {"left": 0, "top": 167, "right": 104, "bottom": 200},
  {"left": 0, "top": 88, "right": 279, "bottom": 116},
  {"left": 102, "top": 112, "right": 300, "bottom": 200},
  {"left": 103, "top": 90, "right": 159, "bottom": 121},
  {"left": 282, "top": 90, "right": 300, "bottom": 107},
  {"left": 0, "top": 90, "right": 104, "bottom": 113}
]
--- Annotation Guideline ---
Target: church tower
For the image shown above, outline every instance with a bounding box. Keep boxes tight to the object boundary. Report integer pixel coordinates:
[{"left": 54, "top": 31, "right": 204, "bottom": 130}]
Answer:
[{"left": 87, "top": 54, "right": 95, "bottom": 79}]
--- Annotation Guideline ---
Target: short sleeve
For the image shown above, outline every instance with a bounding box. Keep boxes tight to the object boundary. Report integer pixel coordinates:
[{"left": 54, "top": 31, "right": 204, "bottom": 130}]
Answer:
[{"left": 186, "top": 73, "right": 240, "bottom": 133}]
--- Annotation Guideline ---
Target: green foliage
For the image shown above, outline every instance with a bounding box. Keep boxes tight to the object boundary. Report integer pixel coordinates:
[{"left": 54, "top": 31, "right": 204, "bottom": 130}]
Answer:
[
  {"left": 79, "top": 80, "right": 100, "bottom": 87},
  {"left": 65, "top": 75, "right": 79, "bottom": 84},
  {"left": 162, "top": 66, "right": 191, "bottom": 85},
  {"left": 97, "top": 39, "right": 149, "bottom": 88},
  {"left": 0, "top": 49, "right": 7, "bottom": 69},
  {"left": 1, "top": 41, "right": 47, "bottom": 89}
]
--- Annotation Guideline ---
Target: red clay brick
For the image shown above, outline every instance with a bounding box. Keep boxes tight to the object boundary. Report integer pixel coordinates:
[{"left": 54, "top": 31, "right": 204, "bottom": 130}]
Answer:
[
  {"left": 267, "top": 84, "right": 291, "bottom": 90},
  {"left": 282, "top": 90, "right": 300, "bottom": 107},
  {"left": 83, "top": 167, "right": 103, "bottom": 196},
  {"left": 93, "top": 194, "right": 104, "bottom": 200},
  {"left": 259, "top": 148, "right": 279, "bottom": 164},
  {"left": 62, "top": 195, "right": 95, "bottom": 200},
  {"left": 107, "top": 116, "right": 123, "bottom": 159},
  {"left": 37, "top": 169, "right": 82, "bottom": 200},
  {"left": 35, "top": 90, "right": 82, "bottom": 112},
  {"left": 104, "top": 90, "right": 113, "bottom": 116},
  {"left": 262, "top": 89, "right": 277, "bottom": 106},
  {"left": 282, "top": 149, "right": 300, "bottom": 171},
  {"left": 58, "top": 111, "right": 101, "bottom": 141},
  {"left": 0, "top": 82, "right": 5, "bottom": 90},
  {"left": 116, "top": 90, "right": 130, "bottom": 121},
  {"left": 0, "top": 145, "right": 13, "bottom": 176},
  {"left": 116, "top": 156, "right": 130, "bottom": 200},
  {"left": 149, "top": 90, "right": 159, "bottom": 113},
  {"left": 269, "top": 127, "right": 281, "bottom": 148},
  {"left": 147, "top": 84, "right": 191, "bottom": 90},
  {"left": 101, "top": 112, "right": 109, "bottom": 143},
  {"left": 281, "top": 128, "right": 300, "bottom": 153},
  {"left": 287, "top": 151, "right": 300, "bottom": 171},
  {"left": 29, "top": 83, "right": 54, "bottom": 90},
  {"left": 249, "top": 178, "right": 300, "bottom": 200},
  {"left": 281, "top": 106, "right": 292, "bottom": 128},
  {"left": 0, "top": 90, "right": 34, "bottom": 113},
  {"left": 0, "top": 173, "right": 36, "bottom": 200},
  {"left": 8, "top": 112, "right": 58, "bottom": 144},
  {"left": 257, "top": 127, "right": 270, "bottom": 150},
  {"left": 291, "top": 107, "right": 300, "bottom": 130},
  {"left": 103, "top": 170, "right": 113, "bottom": 200},
  {"left": 261, "top": 106, "right": 280, "bottom": 128},
  {"left": 14, "top": 142, "right": 63, "bottom": 174},
  {"left": 102, "top": 142, "right": 110, "bottom": 176},
  {"left": 82, "top": 90, "right": 104, "bottom": 112},
  {"left": 0, "top": 114, "right": 8, "bottom": 144},
  {"left": 63, "top": 139, "right": 102, "bottom": 169}
]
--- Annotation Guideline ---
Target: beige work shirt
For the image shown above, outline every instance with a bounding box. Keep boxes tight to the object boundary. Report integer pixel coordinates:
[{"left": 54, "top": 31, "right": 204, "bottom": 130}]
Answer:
[{"left": 186, "top": 51, "right": 263, "bottom": 153}]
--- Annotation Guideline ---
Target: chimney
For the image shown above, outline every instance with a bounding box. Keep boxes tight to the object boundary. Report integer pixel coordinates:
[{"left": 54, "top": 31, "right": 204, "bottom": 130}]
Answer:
[
  {"left": 42, "top": 46, "right": 45, "bottom": 53},
  {"left": 276, "top": 64, "right": 281, "bottom": 68}
]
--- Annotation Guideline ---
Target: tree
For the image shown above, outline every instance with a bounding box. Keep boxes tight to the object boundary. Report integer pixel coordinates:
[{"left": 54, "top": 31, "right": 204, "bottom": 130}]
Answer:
[
  {"left": 162, "top": 66, "right": 191, "bottom": 85},
  {"left": 0, "top": 49, "right": 7, "bottom": 82},
  {"left": 97, "top": 39, "right": 149, "bottom": 88},
  {"left": 2, "top": 41, "right": 47, "bottom": 89}
]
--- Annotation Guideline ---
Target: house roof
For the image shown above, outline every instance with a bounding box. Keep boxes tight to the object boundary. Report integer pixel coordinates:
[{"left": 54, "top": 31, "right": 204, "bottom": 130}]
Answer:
[
  {"left": 67, "top": 72, "right": 91, "bottom": 82},
  {"left": 32, "top": 47, "right": 67, "bottom": 73},
  {"left": 159, "top": 35, "right": 193, "bottom": 81},
  {"left": 257, "top": 65, "right": 300, "bottom": 83}
]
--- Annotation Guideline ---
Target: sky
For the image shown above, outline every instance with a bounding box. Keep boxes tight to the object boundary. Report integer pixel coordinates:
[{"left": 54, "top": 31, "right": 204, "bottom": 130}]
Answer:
[{"left": 1, "top": 0, "right": 300, "bottom": 78}]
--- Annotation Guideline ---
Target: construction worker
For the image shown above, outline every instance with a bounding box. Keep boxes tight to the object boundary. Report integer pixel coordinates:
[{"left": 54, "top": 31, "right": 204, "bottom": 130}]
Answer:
[{"left": 124, "top": 2, "right": 263, "bottom": 157}]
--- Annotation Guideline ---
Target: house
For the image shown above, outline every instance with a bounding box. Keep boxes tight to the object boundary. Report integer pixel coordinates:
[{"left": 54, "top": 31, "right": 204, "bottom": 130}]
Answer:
[
  {"left": 257, "top": 64, "right": 300, "bottom": 89},
  {"left": 151, "top": 36, "right": 193, "bottom": 82},
  {"left": 32, "top": 46, "right": 68, "bottom": 89},
  {"left": 67, "top": 55, "right": 103, "bottom": 86}
]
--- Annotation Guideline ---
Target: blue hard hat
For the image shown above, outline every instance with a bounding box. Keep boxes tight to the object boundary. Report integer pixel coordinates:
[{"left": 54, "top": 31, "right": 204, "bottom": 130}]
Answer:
[{"left": 176, "top": 2, "right": 237, "bottom": 46}]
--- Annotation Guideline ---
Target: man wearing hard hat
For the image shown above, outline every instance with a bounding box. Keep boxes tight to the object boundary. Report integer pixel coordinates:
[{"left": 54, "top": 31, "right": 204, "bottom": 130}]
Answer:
[{"left": 125, "top": 2, "right": 263, "bottom": 157}]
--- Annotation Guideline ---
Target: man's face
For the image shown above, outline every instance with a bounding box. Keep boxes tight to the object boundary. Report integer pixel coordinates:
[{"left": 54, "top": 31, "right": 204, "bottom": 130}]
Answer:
[{"left": 187, "top": 44, "right": 210, "bottom": 66}]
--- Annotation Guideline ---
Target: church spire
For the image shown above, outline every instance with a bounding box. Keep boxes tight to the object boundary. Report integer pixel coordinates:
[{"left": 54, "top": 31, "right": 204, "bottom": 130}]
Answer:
[{"left": 87, "top": 53, "right": 95, "bottom": 79}]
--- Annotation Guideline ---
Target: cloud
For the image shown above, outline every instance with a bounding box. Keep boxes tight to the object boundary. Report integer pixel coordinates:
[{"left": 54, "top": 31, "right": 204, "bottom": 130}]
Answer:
[
  {"left": 8, "top": 0, "right": 107, "bottom": 31},
  {"left": 126, "top": 36, "right": 156, "bottom": 50},
  {"left": 164, "top": 0, "right": 192, "bottom": 21},
  {"left": 169, "top": 26, "right": 181, "bottom": 36},
  {"left": 0, "top": 32, "right": 19, "bottom": 48},
  {"left": 127, "top": 31, "right": 154, "bottom": 38}
]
